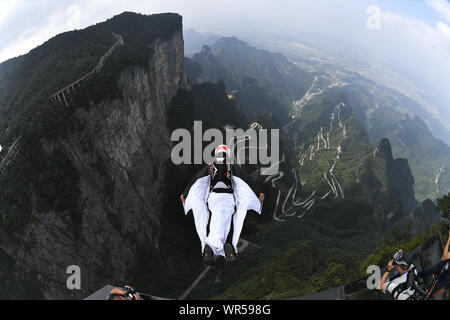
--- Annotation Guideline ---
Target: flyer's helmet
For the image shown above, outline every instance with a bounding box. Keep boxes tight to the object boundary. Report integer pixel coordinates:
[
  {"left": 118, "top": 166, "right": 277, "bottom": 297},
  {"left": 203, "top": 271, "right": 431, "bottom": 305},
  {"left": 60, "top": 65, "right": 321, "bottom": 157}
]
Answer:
[
  {"left": 393, "top": 250, "right": 403, "bottom": 262},
  {"left": 394, "top": 260, "right": 410, "bottom": 271},
  {"left": 214, "top": 144, "right": 230, "bottom": 163}
]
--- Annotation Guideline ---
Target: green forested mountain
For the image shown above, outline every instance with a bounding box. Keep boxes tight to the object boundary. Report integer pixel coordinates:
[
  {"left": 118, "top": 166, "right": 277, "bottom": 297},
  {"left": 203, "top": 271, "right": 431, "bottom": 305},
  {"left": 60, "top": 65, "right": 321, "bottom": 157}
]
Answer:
[
  {"left": 0, "top": 12, "right": 186, "bottom": 299},
  {"left": 188, "top": 37, "right": 314, "bottom": 124},
  {"left": 0, "top": 12, "right": 181, "bottom": 136},
  {"left": 186, "top": 37, "right": 450, "bottom": 204},
  {"left": 179, "top": 36, "right": 444, "bottom": 300},
  {"left": 0, "top": 12, "right": 446, "bottom": 300},
  {"left": 294, "top": 83, "right": 450, "bottom": 202}
]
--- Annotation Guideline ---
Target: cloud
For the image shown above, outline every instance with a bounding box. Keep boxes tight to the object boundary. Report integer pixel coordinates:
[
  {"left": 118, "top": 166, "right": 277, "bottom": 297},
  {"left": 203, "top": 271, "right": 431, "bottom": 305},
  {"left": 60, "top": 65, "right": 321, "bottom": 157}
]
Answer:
[
  {"left": 0, "top": 0, "right": 166, "bottom": 63},
  {"left": 374, "top": 7, "right": 450, "bottom": 128},
  {"left": 0, "top": 0, "right": 18, "bottom": 27},
  {"left": 66, "top": 5, "right": 82, "bottom": 30},
  {"left": 378, "top": 8, "right": 450, "bottom": 61},
  {"left": 0, "top": 6, "right": 75, "bottom": 62},
  {"left": 426, "top": 0, "right": 450, "bottom": 22},
  {"left": 436, "top": 20, "right": 450, "bottom": 37}
]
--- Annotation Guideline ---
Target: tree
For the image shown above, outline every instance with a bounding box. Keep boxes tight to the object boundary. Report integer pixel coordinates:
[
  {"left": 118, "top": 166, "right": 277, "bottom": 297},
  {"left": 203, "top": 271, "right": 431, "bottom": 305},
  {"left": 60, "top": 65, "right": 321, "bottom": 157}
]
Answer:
[
  {"left": 311, "top": 263, "right": 346, "bottom": 291},
  {"left": 436, "top": 193, "right": 450, "bottom": 219}
]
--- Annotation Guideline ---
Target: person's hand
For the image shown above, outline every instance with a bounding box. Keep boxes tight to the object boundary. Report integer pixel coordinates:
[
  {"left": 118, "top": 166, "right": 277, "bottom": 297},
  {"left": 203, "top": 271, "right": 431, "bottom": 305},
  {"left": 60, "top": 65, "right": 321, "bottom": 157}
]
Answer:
[
  {"left": 180, "top": 194, "right": 186, "bottom": 204},
  {"left": 259, "top": 193, "right": 265, "bottom": 203},
  {"left": 124, "top": 285, "right": 143, "bottom": 300},
  {"left": 388, "top": 260, "right": 394, "bottom": 271},
  {"left": 109, "top": 285, "right": 143, "bottom": 300}
]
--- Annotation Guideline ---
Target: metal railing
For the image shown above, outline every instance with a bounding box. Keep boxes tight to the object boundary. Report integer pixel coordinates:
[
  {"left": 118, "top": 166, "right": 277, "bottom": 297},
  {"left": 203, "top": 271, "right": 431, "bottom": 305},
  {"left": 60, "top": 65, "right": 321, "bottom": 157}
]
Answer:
[{"left": 50, "top": 33, "right": 124, "bottom": 107}]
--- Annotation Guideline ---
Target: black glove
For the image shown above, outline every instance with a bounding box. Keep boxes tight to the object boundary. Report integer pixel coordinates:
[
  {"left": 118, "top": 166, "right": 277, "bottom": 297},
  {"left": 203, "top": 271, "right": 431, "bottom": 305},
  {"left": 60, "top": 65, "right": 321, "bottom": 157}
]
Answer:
[{"left": 123, "top": 286, "right": 137, "bottom": 300}]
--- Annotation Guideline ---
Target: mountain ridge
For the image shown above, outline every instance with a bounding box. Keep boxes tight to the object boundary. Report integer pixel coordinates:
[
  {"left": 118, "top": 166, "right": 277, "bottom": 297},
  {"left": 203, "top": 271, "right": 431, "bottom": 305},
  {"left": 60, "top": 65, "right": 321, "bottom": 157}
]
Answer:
[{"left": 0, "top": 11, "right": 187, "bottom": 299}]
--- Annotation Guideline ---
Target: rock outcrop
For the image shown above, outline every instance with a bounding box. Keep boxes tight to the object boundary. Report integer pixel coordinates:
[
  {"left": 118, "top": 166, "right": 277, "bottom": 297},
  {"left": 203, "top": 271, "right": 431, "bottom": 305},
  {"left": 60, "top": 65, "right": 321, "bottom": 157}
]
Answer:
[
  {"left": 395, "top": 199, "right": 441, "bottom": 236},
  {"left": 0, "top": 15, "right": 187, "bottom": 299},
  {"left": 373, "top": 138, "right": 393, "bottom": 160}
]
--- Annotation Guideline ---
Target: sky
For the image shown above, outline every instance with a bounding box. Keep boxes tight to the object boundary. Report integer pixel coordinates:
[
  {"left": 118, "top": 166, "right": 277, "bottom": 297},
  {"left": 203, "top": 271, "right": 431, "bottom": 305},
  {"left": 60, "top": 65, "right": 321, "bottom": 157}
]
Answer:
[
  {"left": 0, "top": 0, "right": 450, "bottom": 137},
  {"left": 1, "top": 0, "right": 449, "bottom": 62}
]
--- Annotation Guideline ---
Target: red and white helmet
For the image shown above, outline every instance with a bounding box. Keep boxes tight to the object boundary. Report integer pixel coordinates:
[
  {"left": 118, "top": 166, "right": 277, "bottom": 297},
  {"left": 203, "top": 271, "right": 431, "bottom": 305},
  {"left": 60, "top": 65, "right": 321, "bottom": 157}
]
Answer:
[{"left": 214, "top": 144, "right": 230, "bottom": 162}]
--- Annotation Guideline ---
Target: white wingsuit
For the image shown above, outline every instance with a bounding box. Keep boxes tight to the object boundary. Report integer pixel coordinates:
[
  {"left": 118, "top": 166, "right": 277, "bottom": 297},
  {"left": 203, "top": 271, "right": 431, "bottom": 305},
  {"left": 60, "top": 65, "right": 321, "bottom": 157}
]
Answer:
[{"left": 182, "top": 164, "right": 262, "bottom": 257}]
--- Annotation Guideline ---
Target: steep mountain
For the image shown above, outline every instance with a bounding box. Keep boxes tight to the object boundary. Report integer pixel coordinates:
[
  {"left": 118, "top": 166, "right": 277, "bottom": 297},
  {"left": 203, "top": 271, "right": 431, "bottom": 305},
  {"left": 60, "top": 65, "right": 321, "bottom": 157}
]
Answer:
[
  {"left": 188, "top": 45, "right": 236, "bottom": 88},
  {"left": 0, "top": 14, "right": 302, "bottom": 299},
  {"left": 289, "top": 81, "right": 450, "bottom": 202},
  {"left": 188, "top": 37, "right": 314, "bottom": 125},
  {"left": 210, "top": 37, "right": 312, "bottom": 99},
  {"left": 0, "top": 12, "right": 188, "bottom": 299},
  {"left": 286, "top": 95, "right": 418, "bottom": 226},
  {"left": 255, "top": 34, "right": 450, "bottom": 145},
  {"left": 0, "top": 16, "right": 444, "bottom": 301},
  {"left": 395, "top": 199, "right": 442, "bottom": 236},
  {"left": 263, "top": 36, "right": 450, "bottom": 202},
  {"left": 187, "top": 36, "right": 450, "bottom": 204},
  {"left": 368, "top": 109, "right": 450, "bottom": 202},
  {"left": 183, "top": 28, "right": 220, "bottom": 56}
]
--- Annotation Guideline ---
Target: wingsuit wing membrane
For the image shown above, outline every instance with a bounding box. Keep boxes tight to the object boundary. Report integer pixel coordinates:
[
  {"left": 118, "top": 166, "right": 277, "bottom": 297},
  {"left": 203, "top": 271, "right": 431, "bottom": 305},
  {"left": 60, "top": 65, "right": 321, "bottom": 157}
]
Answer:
[
  {"left": 183, "top": 175, "right": 210, "bottom": 252},
  {"left": 232, "top": 175, "right": 262, "bottom": 253},
  {"left": 183, "top": 164, "right": 262, "bottom": 255}
]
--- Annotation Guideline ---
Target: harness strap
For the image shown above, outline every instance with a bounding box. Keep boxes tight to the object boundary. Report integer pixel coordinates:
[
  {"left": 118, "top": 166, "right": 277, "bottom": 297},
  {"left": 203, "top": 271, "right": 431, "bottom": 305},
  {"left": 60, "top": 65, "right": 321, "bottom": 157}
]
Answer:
[{"left": 209, "top": 163, "right": 233, "bottom": 192}]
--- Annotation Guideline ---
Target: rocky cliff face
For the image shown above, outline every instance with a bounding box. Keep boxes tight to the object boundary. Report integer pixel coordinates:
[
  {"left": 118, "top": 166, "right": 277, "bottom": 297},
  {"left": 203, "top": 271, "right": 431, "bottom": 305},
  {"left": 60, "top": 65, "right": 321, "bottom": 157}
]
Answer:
[
  {"left": 0, "top": 25, "right": 187, "bottom": 299},
  {"left": 373, "top": 138, "right": 393, "bottom": 160},
  {"left": 356, "top": 138, "right": 417, "bottom": 226},
  {"left": 396, "top": 199, "right": 441, "bottom": 236}
]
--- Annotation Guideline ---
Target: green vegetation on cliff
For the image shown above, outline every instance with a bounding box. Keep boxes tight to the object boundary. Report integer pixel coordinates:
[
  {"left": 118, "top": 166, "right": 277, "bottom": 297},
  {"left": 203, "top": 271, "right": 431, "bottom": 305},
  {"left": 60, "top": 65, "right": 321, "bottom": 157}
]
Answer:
[
  {"left": 0, "top": 12, "right": 183, "bottom": 298},
  {"left": 0, "top": 12, "right": 182, "bottom": 227}
]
